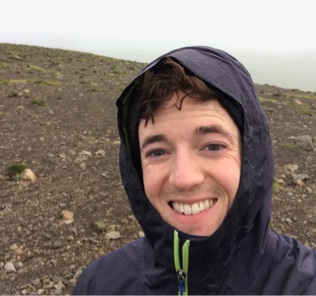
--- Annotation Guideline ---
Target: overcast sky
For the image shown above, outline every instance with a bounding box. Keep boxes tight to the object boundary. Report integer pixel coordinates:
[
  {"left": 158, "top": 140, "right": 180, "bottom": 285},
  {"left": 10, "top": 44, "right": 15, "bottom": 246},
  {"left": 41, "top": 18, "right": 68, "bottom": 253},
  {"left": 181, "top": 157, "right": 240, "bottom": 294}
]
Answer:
[{"left": 1, "top": 0, "right": 316, "bottom": 91}]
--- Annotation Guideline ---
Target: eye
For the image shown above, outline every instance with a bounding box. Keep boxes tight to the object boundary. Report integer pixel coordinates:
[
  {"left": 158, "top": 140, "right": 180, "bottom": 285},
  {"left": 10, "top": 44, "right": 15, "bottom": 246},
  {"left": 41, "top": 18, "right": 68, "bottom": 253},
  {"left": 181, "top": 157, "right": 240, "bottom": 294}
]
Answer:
[
  {"left": 204, "top": 143, "right": 225, "bottom": 151},
  {"left": 147, "top": 149, "right": 166, "bottom": 157}
]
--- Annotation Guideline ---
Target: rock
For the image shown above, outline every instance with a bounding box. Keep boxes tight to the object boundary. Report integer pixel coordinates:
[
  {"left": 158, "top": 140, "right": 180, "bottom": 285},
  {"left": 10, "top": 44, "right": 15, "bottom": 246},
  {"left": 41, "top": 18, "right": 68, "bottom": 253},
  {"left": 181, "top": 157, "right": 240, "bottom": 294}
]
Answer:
[
  {"left": 293, "top": 135, "right": 314, "bottom": 151},
  {"left": 79, "top": 150, "right": 92, "bottom": 157},
  {"left": 67, "top": 235, "right": 74, "bottom": 241},
  {"left": 294, "top": 178, "right": 304, "bottom": 187},
  {"left": 128, "top": 215, "right": 135, "bottom": 220},
  {"left": 31, "top": 278, "right": 41, "bottom": 286},
  {"left": 42, "top": 277, "right": 50, "bottom": 284},
  {"left": 58, "top": 153, "right": 67, "bottom": 160},
  {"left": 15, "top": 261, "right": 23, "bottom": 270},
  {"left": 291, "top": 173, "right": 309, "bottom": 187},
  {"left": 95, "top": 149, "right": 106, "bottom": 157},
  {"left": 10, "top": 243, "right": 19, "bottom": 251},
  {"left": 79, "top": 162, "right": 87, "bottom": 170},
  {"left": 60, "top": 210, "right": 74, "bottom": 220},
  {"left": 306, "top": 187, "right": 313, "bottom": 193},
  {"left": 12, "top": 54, "right": 23, "bottom": 60},
  {"left": 10, "top": 243, "right": 24, "bottom": 255},
  {"left": 294, "top": 173, "right": 309, "bottom": 181},
  {"left": 54, "top": 280, "right": 65, "bottom": 290},
  {"left": 37, "top": 289, "right": 45, "bottom": 295},
  {"left": 275, "top": 178, "right": 285, "bottom": 185},
  {"left": 105, "top": 231, "right": 121, "bottom": 240},
  {"left": 4, "top": 262, "right": 16, "bottom": 273},
  {"left": 70, "top": 227, "right": 77, "bottom": 236},
  {"left": 138, "top": 231, "right": 145, "bottom": 238},
  {"left": 284, "top": 164, "right": 298, "bottom": 174},
  {"left": 95, "top": 220, "right": 107, "bottom": 231},
  {"left": 21, "top": 169, "right": 36, "bottom": 182}
]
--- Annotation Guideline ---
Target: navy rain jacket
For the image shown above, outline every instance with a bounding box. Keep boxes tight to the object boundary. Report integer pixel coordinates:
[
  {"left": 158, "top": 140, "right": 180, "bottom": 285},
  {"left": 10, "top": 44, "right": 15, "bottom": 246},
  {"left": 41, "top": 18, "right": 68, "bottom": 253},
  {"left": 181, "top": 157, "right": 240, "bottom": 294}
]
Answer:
[{"left": 73, "top": 46, "right": 316, "bottom": 295}]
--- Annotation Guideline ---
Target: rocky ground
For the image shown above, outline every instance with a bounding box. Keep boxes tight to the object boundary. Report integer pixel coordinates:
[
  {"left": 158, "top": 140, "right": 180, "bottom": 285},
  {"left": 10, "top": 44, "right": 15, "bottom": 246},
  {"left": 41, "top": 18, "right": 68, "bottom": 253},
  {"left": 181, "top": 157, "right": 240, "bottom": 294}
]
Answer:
[{"left": 0, "top": 43, "right": 315, "bottom": 295}]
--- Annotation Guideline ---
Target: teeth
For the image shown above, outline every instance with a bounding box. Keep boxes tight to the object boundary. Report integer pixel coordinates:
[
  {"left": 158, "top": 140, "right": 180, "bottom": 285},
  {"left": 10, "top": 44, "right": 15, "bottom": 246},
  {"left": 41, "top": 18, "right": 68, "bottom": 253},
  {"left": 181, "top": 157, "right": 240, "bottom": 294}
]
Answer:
[
  {"left": 172, "top": 199, "right": 215, "bottom": 216},
  {"left": 173, "top": 202, "right": 179, "bottom": 212},
  {"left": 191, "top": 203, "right": 200, "bottom": 215},
  {"left": 199, "top": 201, "right": 205, "bottom": 211},
  {"left": 183, "top": 204, "right": 192, "bottom": 215}
]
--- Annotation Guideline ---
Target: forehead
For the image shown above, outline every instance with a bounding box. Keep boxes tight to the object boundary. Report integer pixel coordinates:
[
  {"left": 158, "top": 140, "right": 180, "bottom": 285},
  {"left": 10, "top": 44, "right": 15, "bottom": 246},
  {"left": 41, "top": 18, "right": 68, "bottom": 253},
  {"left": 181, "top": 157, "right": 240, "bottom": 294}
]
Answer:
[
  {"left": 138, "top": 95, "right": 240, "bottom": 141},
  {"left": 150, "top": 97, "right": 233, "bottom": 124}
]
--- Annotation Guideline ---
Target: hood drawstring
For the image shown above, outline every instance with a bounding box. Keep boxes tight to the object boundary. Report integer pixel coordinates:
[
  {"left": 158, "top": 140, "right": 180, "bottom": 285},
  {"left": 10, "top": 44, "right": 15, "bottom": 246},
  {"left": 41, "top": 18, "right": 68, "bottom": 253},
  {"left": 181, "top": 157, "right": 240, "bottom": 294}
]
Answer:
[{"left": 174, "top": 230, "right": 190, "bottom": 296}]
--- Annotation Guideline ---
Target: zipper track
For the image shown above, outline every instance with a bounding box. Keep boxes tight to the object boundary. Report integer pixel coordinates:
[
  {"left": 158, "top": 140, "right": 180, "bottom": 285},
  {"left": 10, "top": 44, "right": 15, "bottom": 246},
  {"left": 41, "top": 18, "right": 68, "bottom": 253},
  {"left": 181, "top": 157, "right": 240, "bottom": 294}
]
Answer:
[{"left": 174, "top": 231, "right": 190, "bottom": 296}]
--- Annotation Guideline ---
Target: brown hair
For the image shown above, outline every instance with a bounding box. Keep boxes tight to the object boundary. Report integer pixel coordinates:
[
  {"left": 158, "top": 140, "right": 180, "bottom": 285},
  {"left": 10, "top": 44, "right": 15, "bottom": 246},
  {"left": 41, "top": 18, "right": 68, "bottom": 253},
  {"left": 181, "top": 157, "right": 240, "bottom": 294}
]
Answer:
[{"left": 139, "top": 57, "right": 222, "bottom": 124}]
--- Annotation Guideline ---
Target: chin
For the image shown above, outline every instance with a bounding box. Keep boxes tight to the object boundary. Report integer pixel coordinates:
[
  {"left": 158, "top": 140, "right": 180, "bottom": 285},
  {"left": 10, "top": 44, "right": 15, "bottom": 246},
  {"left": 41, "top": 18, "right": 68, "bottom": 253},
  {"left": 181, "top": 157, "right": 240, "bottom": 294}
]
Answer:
[{"left": 176, "top": 225, "right": 218, "bottom": 237}]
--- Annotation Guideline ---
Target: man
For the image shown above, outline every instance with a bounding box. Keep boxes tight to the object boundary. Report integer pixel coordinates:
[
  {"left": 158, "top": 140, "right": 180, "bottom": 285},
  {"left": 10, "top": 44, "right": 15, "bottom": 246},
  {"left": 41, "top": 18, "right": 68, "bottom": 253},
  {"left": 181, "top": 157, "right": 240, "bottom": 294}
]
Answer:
[{"left": 73, "top": 46, "right": 316, "bottom": 294}]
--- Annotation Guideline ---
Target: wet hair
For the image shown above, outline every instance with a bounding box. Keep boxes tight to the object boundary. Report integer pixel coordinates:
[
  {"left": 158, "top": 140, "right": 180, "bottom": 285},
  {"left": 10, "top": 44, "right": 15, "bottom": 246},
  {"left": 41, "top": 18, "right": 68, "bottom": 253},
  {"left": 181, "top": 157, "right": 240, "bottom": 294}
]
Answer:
[
  {"left": 127, "top": 57, "right": 244, "bottom": 176},
  {"left": 139, "top": 58, "right": 222, "bottom": 125}
]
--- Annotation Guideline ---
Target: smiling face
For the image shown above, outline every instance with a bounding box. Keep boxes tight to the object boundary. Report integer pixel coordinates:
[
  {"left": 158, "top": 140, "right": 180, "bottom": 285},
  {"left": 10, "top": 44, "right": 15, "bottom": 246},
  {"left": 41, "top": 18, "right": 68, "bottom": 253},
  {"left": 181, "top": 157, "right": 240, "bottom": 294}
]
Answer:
[{"left": 138, "top": 93, "right": 242, "bottom": 236}]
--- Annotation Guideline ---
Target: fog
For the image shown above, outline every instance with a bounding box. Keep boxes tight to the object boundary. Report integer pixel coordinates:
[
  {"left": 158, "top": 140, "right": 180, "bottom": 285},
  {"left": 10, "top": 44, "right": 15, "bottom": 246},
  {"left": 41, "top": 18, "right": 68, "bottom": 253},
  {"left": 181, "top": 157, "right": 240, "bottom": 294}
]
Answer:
[
  {"left": 4, "top": 31, "right": 315, "bottom": 92},
  {"left": 2, "top": 0, "right": 316, "bottom": 92}
]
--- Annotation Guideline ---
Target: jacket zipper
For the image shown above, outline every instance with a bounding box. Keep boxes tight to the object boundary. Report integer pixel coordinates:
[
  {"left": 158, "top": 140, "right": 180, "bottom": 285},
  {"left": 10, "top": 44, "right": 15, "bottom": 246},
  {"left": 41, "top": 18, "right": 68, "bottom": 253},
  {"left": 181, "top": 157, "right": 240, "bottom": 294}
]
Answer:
[{"left": 174, "top": 230, "right": 190, "bottom": 296}]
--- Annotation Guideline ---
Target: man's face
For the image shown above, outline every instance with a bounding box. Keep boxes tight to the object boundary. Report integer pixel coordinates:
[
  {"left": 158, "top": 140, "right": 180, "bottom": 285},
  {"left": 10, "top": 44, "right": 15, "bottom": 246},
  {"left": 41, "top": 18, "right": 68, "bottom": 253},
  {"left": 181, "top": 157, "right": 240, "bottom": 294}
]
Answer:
[{"left": 138, "top": 93, "right": 241, "bottom": 236}]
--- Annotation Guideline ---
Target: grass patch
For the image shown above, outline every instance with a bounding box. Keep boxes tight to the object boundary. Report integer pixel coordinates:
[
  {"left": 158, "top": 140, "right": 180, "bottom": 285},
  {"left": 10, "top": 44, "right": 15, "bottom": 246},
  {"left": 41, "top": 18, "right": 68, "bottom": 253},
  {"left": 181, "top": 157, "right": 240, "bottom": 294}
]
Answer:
[
  {"left": 0, "top": 79, "right": 28, "bottom": 84},
  {"left": 31, "top": 99, "right": 45, "bottom": 106},
  {"left": 8, "top": 91, "right": 20, "bottom": 98},
  {"left": 273, "top": 181, "right": 287, "bottom": 192},
  {"left": 295, "top": 104, "right": 315, "bottom": 116},
  {"left": 287, "top": 101, "right": 314, "bottom": 116},
  {"left": 98, "top": 56, "right": 111, "bottom": 62},
  {"left": 88, "top": 88, "right": 103, "bottom": 92},
  {"left": 28, "top": 65, "right": 45, "bottom": 72},
  {"left": 54, "top": 71, "right": 63, "bottom": 79},
  {"left": 32, "top": 79, "right": 61, "bottom": 86},
  {"left": 263, "top": 107, "right": 275, "bottom": 112},
  {"left": 290, "top": 94, "right": 316, "bottom": 100},
  {"left": 259, "top": 97, "right": 278, "bottom": 103},
  {"left": 284, "top": 143, "right": 301, "bottom": 150},
  {"left": 0, "top": 111, "right": 5, "bottom": 118},
  {"left": 0, "top": 79, "right": 62, "bottom": 86},
  {"left": 1, "top": 62, "right": 10, "bottom": 69},
  {"left": 6, "top": 163, "right": 27, "bottom": 180}
]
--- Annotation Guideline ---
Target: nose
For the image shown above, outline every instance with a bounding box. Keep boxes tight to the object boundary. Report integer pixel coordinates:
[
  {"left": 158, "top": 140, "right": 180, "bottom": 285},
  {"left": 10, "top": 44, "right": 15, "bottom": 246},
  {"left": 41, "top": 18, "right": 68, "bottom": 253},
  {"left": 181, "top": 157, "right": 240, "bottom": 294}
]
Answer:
[{"left": 168, "top": 150, "right": 205, "bottom": 192}]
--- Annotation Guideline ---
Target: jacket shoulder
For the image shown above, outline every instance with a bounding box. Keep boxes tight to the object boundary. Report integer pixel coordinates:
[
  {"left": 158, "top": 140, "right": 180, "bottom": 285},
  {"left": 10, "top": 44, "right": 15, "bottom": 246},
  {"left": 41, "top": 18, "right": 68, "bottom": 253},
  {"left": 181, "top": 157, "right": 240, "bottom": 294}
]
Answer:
[
  {"left": 72, "top": 238, "right": 146, "bottom": 295},
  {"left": 274, "top": 233, "right": 316, "bottom": 294},
  {"left": 230, "top": 231, "right": 316, "bottom": 294}
]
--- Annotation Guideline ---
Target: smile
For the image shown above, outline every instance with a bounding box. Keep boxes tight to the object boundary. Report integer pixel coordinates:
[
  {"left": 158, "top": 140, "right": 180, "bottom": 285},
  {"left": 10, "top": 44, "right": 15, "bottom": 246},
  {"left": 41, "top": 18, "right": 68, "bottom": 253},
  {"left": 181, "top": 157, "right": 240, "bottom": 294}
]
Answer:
[{"left": 171, "top": 199, "right": 217, "bottom": 216}]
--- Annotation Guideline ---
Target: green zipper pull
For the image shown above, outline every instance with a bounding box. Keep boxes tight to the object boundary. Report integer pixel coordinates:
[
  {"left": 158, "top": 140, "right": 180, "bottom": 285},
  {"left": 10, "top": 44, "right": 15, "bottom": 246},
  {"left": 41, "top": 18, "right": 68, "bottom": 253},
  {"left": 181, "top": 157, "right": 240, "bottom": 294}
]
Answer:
[{"left": 174, "top": 231, "right": 190, "bottom": 296}]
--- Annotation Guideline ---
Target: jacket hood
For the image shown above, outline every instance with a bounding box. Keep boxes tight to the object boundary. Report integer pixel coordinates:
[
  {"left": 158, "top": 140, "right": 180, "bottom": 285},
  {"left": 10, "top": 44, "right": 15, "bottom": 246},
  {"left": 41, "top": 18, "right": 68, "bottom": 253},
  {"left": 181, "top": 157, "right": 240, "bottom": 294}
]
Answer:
[{"left": 116, "top": 46, "right": 275, "bottom": 293}]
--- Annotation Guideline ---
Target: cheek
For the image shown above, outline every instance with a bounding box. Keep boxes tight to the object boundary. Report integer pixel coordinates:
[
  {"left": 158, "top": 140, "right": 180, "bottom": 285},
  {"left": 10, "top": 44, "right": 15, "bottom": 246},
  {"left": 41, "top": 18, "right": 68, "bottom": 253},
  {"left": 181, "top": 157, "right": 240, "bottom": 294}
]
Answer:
[
  {"left": 143, "top": 167, "right": 161, "bottom": 201},
  {"left": 226, "top": 165, "right": 241, "bottom": 201},
  {"left": 214, "top": 160, "right": 240, "bottom": 198}
]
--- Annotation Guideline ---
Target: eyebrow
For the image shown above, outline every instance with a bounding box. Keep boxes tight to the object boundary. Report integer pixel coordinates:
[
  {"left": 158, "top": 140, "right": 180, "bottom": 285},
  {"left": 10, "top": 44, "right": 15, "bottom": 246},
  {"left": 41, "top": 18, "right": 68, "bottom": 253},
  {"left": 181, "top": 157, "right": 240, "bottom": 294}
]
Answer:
[
  {"left": 141, "top": 134, "right": 167, "bottom": 150},
  {"left": 196, "top": 125, "right": 236, "bottom": 144}
]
